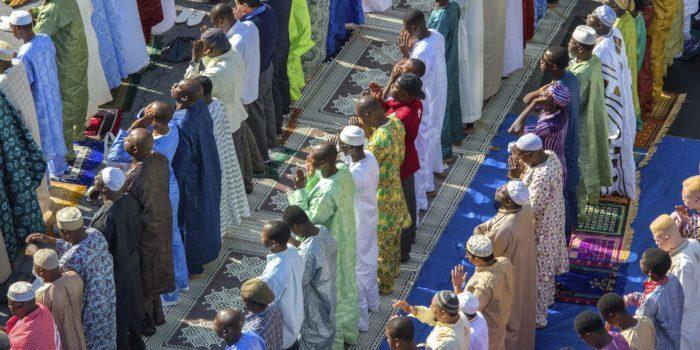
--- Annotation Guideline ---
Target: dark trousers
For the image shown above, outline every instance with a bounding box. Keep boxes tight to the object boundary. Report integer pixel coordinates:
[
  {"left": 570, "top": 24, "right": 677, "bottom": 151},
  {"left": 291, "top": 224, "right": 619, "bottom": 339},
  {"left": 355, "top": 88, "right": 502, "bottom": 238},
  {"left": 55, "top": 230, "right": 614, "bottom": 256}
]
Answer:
[
  {"left": 232, "top": 127, "right": 244, "bottom": 181},
  {"left": 240, "top": 120, "right": 266, "bottom": 192},
  {"left": 564, "top": 186, "right": 578, "bottom": 239},
  {"left": 141, "top": 294, "right": 165, "bottom": 336},
  {"left": 272, "top": 49, "right": 291, "bottom": 133},
  {"left": 247, "top": 65, "right": 277, "bottom": 161},
  {"left": 400, "top": 174, "right": 416, "bottom": 260},
  {"left": 117, "top": 323, "right": 145, "bottom": 350}
]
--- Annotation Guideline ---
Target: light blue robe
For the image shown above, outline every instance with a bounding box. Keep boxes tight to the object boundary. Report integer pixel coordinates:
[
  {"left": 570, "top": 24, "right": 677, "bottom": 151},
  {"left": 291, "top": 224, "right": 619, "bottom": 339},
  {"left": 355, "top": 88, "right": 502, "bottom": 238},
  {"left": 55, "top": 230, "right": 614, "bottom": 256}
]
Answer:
[
  {"left": 14, "top": 34, "right": 67, "bottom": 176},
  {"left": 90, "top": 0, "right": 127, "bottom": 88},
  {"left": 298, "top": 226, "right": 338, "bottom": 349},
  {"left": 636, "top": 275, "right": 684, "bottom": 350},
  {"left": 107, "top": 113, "right": 189, "bottom": 295}
]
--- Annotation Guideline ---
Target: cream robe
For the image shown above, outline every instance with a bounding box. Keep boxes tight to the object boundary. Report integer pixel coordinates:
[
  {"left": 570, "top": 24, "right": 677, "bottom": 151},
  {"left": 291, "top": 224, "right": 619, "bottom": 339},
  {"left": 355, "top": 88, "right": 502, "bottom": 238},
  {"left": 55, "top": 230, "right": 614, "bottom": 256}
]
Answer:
[
  {"left": 76, "top": 0, "right": 113, "bottom": 118},
  {"left": 413, "top": 307, "right": 471, "bottom": 349},
  {"left": 669, "top": 239, "right": 700, "bottom": 350},
  {"left": 474, "top": 205, "right": 536, "bottom": 350},
  {"left": 502, "top": 0, "right": 523, "bottom": 76},
  {"left": 411, "top": 30, "right": 447, "bottom": 211},
  {"left": 482, "top": 0, "right": 506, "bottom": 99},
  {"left": 456, "top": 0, "right": 484, "bottom": 123},
  {"left": 465, "top": 257, "right": 514, "bottom": 350}
]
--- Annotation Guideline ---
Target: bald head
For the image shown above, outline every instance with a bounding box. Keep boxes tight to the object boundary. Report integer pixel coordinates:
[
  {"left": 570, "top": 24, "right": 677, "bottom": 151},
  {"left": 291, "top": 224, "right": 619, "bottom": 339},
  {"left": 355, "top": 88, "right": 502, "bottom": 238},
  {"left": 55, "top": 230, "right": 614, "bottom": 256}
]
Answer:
[
  {"left": 215, "top": 309, "right": 244, "bottom": 344},
  {"left": 355, "top": 94, "right": 386, "bottom": 127},
  {"left": 124, "top": 128, "right": 154, "bottom": 158},
  {"left": 312, "top": 142, "right": 338, "bottom": 164},
  {"left": 403, "top": 58, "right": 426, "bottom": 77},
  {"left": 211, "top": 3, "right": 234, "bottom": 21},
  {"left": 386, "top": 316, "right": 415, "bottom": 349},
  {"left": 147, "top": 101, "right": 174, "bottom": 123}
]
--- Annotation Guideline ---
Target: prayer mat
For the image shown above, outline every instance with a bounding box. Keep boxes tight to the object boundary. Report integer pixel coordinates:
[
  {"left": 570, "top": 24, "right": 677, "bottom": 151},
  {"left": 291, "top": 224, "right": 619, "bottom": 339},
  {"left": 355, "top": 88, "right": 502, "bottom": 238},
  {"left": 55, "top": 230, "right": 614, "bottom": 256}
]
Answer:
[
  {"left": 555, "top": 263, "right": 620, "bottom": 305},
  {"left": 567, "top": 233, "right": 624, "bottom": 266},
  {"left": 51, "top": 139, "right": 104, "bottom": 186},
  {"left": 635, "top": 92, "right": 682, "bottom": 148},
  {"left": 576, "top": 201, "right": 628, "bottom": 237}
]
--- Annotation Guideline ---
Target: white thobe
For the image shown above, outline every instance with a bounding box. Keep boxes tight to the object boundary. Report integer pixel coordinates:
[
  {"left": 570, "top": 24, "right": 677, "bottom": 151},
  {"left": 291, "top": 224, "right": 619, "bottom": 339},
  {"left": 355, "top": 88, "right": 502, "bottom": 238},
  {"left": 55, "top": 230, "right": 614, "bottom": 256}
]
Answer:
[
  {"left": 116, "top": 0, "right": 150, "bottom": 74},
  {"left": 76, "top": 0, "right": 113, "bottom": 118},
  {"left": 593, "top": 28, "right": 637, "bottom": 200},
  {"left": 0, "top": 64, "right": 50, "bottom": 212},
  {"left": 456, "top": 0, "right": 484, "bottom": 123},
  {"left": 227, "top": 21, "right": 261, "bottom": 105},
  {"left": 151, "top": 0, "right": 176, "bottom": 35},
  {"left": 669, "top": 239, "right": 700, "bottom": 350},
  {"left": 468, "top": 311, "right": 489, "bottom": 350},
  {"left": 502, "top": 0, "right": 523, "bottom": 76},
  {"left": 411, "top": 29, "right": 447, "bottom": 211},
  {"left": 346, "top": 151, "right": 380, "bottom": 331},
  {"left": 362, "top": 0, "right": 391, "bottom": 13},
  {"left": 260, "top": 245, "right": 305, "bottom": 349}
]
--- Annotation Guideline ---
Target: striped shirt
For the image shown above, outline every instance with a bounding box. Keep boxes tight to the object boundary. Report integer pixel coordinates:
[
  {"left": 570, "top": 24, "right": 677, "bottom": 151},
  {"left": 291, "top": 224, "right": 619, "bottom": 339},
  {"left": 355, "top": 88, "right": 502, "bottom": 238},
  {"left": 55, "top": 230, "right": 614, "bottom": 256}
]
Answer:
[{"left": 526, "top": 109, "right": 568, "bottom": 180}]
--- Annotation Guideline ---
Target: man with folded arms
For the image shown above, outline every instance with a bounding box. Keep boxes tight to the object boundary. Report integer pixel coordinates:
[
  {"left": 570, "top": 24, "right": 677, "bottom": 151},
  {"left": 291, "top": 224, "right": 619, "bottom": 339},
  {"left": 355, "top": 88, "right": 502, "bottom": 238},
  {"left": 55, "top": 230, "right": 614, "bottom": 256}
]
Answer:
[{"left": 5, "top": 281, "right": 61, "bottom": 349}]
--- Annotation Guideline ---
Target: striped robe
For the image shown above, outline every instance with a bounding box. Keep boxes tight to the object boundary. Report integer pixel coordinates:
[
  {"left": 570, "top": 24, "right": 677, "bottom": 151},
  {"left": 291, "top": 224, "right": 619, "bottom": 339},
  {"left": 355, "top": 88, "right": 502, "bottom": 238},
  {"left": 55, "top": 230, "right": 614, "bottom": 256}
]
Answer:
[{"left": 593, "top": 28, "right": 637, "bottom": 200}]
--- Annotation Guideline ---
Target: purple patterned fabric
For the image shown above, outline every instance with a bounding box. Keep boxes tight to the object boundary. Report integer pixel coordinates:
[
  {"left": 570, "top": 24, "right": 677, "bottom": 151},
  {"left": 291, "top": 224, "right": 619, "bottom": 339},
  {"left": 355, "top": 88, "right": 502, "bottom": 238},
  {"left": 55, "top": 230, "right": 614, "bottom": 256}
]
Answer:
[
  {"left": 526, "top": 110, "right": 568, "bottom": 181},
  {"left": 242, "top": 303, "right": 284, "bottom": 350}
]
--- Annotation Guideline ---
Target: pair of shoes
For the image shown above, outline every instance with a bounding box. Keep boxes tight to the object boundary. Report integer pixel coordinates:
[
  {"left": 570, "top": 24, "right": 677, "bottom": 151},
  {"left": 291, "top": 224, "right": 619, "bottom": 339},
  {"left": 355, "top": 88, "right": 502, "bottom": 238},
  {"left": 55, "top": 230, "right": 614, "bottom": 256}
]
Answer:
[{"left": 175, "top": 8, "right": 206, "bottom": 27}]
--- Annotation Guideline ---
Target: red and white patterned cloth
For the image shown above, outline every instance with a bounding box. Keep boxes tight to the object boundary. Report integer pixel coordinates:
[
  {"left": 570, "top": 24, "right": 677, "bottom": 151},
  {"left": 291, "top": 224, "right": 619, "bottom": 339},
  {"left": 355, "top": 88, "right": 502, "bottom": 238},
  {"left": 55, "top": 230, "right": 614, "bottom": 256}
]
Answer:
[{"left": 6, "top": 303, "right": 62, "bottom": 349}]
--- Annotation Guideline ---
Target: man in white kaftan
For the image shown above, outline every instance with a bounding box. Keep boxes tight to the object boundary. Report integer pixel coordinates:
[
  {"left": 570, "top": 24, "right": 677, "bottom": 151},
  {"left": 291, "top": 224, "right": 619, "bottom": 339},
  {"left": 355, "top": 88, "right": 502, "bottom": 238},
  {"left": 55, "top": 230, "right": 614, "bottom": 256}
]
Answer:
[
  {"left": 75, "top": 0, "right": 113, "bottom": 118},
  {"left": 456, "top": 0, "right": 484, "bottom": 125},
  {"left": 403, "top": 11, "right": 447, "bottom": 211},
  {"left": 588, "top": 6, "right": 637, "bottom": 200},
  {"left": 0, "top": 54, "right": 50, "bottom": 212},
  {"left": 649, "top": 214, "right": 700, "bottom": 350},
  {"left": 340, "top": 125, "right": 380, "bottom": 332},
  {"left": 502, "top": 0, "right": 524, "bottom": 76},
  {"left": 362, "top": 0, "right": 391, "bottom": 13},
  {"left": 116, "top": 0, "right": 150, "bottom": 74}
]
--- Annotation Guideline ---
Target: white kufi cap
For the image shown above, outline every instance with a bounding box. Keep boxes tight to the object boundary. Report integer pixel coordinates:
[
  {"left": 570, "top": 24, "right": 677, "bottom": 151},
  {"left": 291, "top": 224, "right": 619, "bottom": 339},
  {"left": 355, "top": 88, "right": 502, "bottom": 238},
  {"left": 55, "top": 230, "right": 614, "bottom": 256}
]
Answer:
[
  {"left": 100, "top": 167, "right": 126, "bottom": 192},
  {"left": 340, "top": 125, "right": 365, "bottom": 147},
  {"left": 515, "top": 133, "right": 543, "bottom": 151},
  {"left": 572, "top": 25, "right": 598, "bottom": 46},
  {"left": 56, "top": 206, "right": 83, "bottom": 231},
  {"left": 33, "top": 248, "right": 59, "bottom": 270},
  {"left": 7, "top": 281, "right": 34, "bottom": 302},
  {"left": 506, "top": 180, "right": 530, "bottom": 205},
  {"left": 594, "top": 5, "right": 617, "bottom": 27},
  {"left": 9, "top": 10, "right": 32, "bottom": 26},
  {"left": 466, "top": 234, "right": 493, "bottom": 258},
  {"left": 458, "top": 291, "right": 480, "bottom": 315}
]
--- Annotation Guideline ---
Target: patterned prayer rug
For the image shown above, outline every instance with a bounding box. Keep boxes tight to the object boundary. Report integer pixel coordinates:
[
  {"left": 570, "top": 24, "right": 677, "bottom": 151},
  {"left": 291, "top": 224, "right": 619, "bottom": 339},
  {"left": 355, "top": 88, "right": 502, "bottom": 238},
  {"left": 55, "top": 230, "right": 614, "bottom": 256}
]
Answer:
[{"left": 51, "top": 139, "right": 105, "bottom": 186}]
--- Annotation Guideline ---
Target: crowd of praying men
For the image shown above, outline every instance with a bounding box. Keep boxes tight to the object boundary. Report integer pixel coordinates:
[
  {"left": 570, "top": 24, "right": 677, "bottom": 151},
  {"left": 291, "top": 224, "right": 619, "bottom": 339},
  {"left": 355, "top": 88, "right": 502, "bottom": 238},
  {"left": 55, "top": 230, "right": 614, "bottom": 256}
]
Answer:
[{"left": 1, "top": 0, "right": 700, "bottom": 348}]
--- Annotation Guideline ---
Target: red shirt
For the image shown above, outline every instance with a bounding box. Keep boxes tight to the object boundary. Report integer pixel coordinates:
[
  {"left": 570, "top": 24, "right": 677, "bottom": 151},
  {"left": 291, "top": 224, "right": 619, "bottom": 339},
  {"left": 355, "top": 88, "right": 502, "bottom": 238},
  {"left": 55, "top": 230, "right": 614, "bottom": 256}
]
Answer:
[{"left": 382, "top": 98, "right": 422, "bottom": 180}]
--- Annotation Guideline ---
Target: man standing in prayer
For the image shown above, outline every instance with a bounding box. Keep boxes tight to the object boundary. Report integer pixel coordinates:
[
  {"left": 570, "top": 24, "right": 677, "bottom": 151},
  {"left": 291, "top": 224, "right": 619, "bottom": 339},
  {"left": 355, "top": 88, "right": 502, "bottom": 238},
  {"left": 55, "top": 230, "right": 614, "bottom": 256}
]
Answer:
[
  {"left": 287, "top": 0, "right": 314, "bottom": 101},
  {"left": 259, "top": 221, "right": 305, "bottom": 350},
  {"left": 0, "top": 41, "right": 50, "bottom": 213},
  {"left": 608, "top": 0, "right": 641, "bottom": 122},
  {"left": 453, "top": 235, "right": 514, "bottom": 350},
  {"left": 502, "top": 0, "right": 524, "bottom": 78},
  {"left": 597, "top": 292, "right": 656, "bottom": 350},
  {"left": 456, "top": 0, "right": 483, "bottom": 134},
  {"left": 649, "top": 0, "right": 675, "bottom": 101},
  {"left": 30, "top": 0, "right": 88, "bottom": 151},
  {"left": 215, "top": 309, "right": 267, "bottom": 350},
  {"left": 400, "top": 10, "right": 447, "bottom": 207},
  {"left": 458, "top": 292, "right": 489, "bottom": 350},
  {"left": 194, "top": 76, "right": 250, "bottom": 231},
  {"left": 26, "top": 206, "right": 116, "bottom": 349},
  {"left": 355, "top": 95, "right": 412, "bottom": 295},
  {"left": 574, "top": 311, "right": 632, "bottom": 350},
  {"left": 568, "top": 25, "right": 614, "bottom": 218},
  {"left": 428, "top": 0, "right": 463, "bottom": 160},
  {"left": 672, "top": 175, "right": 700, "bottom": 239},
  {"left": 89, "top": 168, "right": 145, "bottom": 348},
  {"left": 265, "top": 0, "right": 292, "bottom": 134},
  {"left": 288, "top": 142, "right": 359, "bottom": 349},
  {"left": 508, "top": 133, "right": 568, "bottom": 328},
  {"left": 482, "top": 0, "right": 506, "bottom": 99},
  {"left": 338, "top": 126, "right": 380, "bottom": 332},
  {"left": 120, "top": 128, "right": 175, "bottom": 335},
  {"left": 33, "top": 249, "right": 86, "bottom": 350},
  {"left": 240, "top": 278, "right": 284, "bottom": 350},
  {"left": 587, "top": 5, "right": 637, "bottom": 200},
  {"left": 472, "top": 180, "right": 535, "bottom": 349},
  {"left": 136, "top": 0, "right": 163, "bottom": 43},
  {"left": 284, "top": 205, "right": 338, "bottom": 349},
  {"left": 5, "top": 282, "right": 60, "bottom": 349},
  {"left": 625, "top": 248, "right": 684, "bottom": 350},
  {"left": 393, "top": 290, "right": 470, "bottom": 349},
  {"left": 649, "top": 214, "right": 700, "bottom": 350},
  {"left": 10, "top": 10, "right": 68, "bottom": 176},
  {"left": 107, "top": 102, "right": 189, "bottom": 307},
  {"left": 237, "top": 0, "right": 279, "bottom": 162},
  {"left": 385, "top": 316, "right": 420, "bottom": 350},
  {"left": 170, "top": 79, "right": 223, "bottom": 274}
]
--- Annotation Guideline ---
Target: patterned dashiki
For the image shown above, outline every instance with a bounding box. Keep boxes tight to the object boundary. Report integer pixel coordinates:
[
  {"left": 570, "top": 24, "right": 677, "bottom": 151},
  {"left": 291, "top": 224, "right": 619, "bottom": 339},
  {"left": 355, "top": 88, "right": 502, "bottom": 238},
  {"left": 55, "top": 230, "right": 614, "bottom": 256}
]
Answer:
[
  {"left": 243, "top": 303, "right": 284, "bottom": 350},
  {"left": 602, "top": 331, "right": 632, "bottom": 350},
  {"left": 89, "top": 0, "right": 127, "bottom": 88},
  {"left": 520, "top": 150, "right": 568, "bottom": 327},
  {"left": 206, "top": 99, "right": 251, "bottom": 233},
  {"left": 366, "top": 116, "right": 412, "bottom": 295},
  {"left": 56, "top": 228, "right": 117, "bottom": 350},
  {"left": 0, "top": 92, "right": 46, "bottom": 262},
  {"left": 14, "top": 34, "right": 67, "bottom": 175},
  {"left": 525, "top": 109, "right": 568, "bottom": 181},
  {"left": 678, "top": 212, "right": 699, "bottom": 239},
  {"left": 301, "top": 0, "right": 330, "bottom": 75}
]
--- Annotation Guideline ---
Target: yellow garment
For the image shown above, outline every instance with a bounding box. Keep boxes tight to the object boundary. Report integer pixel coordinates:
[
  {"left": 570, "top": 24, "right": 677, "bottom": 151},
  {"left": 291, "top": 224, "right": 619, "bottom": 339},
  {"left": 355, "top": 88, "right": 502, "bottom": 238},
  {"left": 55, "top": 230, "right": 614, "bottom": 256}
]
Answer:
[
  {"left": 663, "top": 0, "right": 684, "bottom": 75},
  {"left": 615, "top": 12, "right": 640, "bottom": 117},
  {"left": 650, "top": 0, "right": 676, "bottom": 99},
  {"left": 413, "top": 306, "right": 471, "bottom": 349},
  {"left": 287, "top": 0, "right": 314, "bottom": 101}
]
